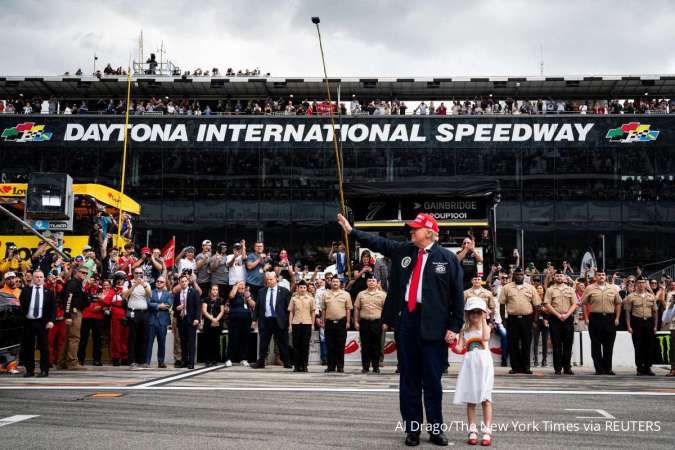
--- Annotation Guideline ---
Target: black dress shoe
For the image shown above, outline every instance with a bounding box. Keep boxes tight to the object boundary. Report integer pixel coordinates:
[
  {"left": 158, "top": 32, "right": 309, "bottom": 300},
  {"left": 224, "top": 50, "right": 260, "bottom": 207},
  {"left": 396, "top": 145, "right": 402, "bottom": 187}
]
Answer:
[
  {"left": 158, "top": 363, "right": 167, "bottom": 368},
  {"left": 594, "top": 371, "right": 604, "bottom": 375},
  {"left": 606, "top": 370, "right": 616, "bottom": 376},
  {"left": 554, "top": 370, "right": 562, "bottom": 375},
  {"left": 361, "top": 368, "right": 369, "bottom": 373},
  {"left": 283, "top": 364, "right": 293, "bottom": 369},
  {"left": 429, "top": 431, "right": 449, "bottom": 446},
  {"left": 372, "top": 368, "right": 380, "bottom": 374},
  {"left": 93, "top": 361, "right": 103, "bottom": 366},
  {"left": 37, "top": 371, "right": 48, "bottom": 378},
  {"left": 187, "top": 364, "right": 194, "bottom": 370},
  {"left": 23, "top": 372, "right": 35, "bottom": 378},
  {"left": 523, "top": 369, "right": 533, "bottom": 375},
  {"left": 250, "top": 362, "right": 265, "bottom": 369},
  {"left": 563, "top": 369, "right": 575, "bottom": 375},
  {"left": 508, "top": 369, "right": 520, "bottom": 374},
  {"left": 337, "top": 367, "right": 344, "bottom": 373},
  {"left": 500, "top": 361, "right": 508, "bottom": 367},
  {"left": 645, "top": 369, "right": 656, "bottom": 376},
  {"left": 293, "top": 368, "right": 300, "bottom": 372},
  {"left": 405, "top": 433, "right": 420, "bottom": 446}
]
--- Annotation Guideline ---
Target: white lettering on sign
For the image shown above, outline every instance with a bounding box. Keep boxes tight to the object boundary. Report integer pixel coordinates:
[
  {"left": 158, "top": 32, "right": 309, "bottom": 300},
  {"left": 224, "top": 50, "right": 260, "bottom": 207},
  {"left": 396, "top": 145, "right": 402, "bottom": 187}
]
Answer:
[
  {"left": 424, "top": 201, "right": 477, "bottom": 210},
  {"left": 61, "top": 122, "right": 595, "bottom": 143}
]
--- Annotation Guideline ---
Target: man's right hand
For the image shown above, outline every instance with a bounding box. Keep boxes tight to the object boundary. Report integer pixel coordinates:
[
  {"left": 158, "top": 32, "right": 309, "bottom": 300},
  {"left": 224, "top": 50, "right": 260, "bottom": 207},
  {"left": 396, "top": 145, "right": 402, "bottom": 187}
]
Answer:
[{"left": 337, "top": 213, "right": 352, "bottom": 234}]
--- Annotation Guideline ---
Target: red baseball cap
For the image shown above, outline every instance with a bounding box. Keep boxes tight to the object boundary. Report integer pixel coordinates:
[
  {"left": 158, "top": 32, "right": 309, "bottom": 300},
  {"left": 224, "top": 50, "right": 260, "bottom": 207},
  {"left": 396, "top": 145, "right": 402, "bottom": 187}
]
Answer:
[
  {"left": 141, "top": 246, "right": 151, "bottom": 254},
  {"left": 406, "top": 213, "right": 439, "bottom": 233}
]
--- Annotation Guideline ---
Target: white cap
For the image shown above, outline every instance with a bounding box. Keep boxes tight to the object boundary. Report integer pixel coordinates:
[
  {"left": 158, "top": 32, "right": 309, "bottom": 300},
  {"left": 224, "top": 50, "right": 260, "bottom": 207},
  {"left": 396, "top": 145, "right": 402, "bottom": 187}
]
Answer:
[
  {"left": 4, "top": 271, "right": 17, "bottom": 280},
  {"left": 202, "top": 240, "right": 212, "bottom": 246},
  {"left": 464, "top": 297, "right": 488, "bottom": 312}
]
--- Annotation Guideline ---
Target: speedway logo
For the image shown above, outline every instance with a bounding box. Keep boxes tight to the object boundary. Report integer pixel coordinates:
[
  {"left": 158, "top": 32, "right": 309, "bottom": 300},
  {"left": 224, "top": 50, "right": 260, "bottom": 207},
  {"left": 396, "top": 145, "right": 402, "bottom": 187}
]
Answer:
[
  {"left": 1, "top": 122, "right": 53, "bottom": 142},
  {"left": 606, "top": 122, "right": 660, "bottom": 143}
]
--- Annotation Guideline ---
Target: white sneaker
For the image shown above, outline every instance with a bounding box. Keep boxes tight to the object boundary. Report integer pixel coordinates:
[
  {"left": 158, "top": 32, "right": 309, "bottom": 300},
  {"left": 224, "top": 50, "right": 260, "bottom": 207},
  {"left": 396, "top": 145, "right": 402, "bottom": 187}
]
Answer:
[
  {"left": 241, "top": 360, "right": 250, "bottom": 367},
  {"left": 224, "top": 360, "right": 233, "bottom": 367}
]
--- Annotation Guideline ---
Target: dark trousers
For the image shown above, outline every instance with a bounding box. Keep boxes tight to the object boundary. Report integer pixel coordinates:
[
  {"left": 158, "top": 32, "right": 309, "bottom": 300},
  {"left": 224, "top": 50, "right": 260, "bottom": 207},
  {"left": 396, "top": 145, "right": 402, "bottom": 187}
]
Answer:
[
  {"left": 21, "top": 319, "right": 49, "bottom": 374},
  {"left": 325, "top": 318, "right": 347, "bottom": 370},
  {"left": 630, "top": 316, "right": 655, "bottom": 371},
  {"left": 506, "top": 314, "right": 533, "bottom": 372},
  {"left": 549, "top": 315, "right": 574, "bottom": 372},
  {"left": 127, "top": 310, "right": 148, "bottom": 364},
  {"left": 292, "top": 324, "right": 312, "bottom": 369},
  {"left": 227, "top": 317, "right": 251, "bottom": 363},
  {"left": 203, "top": 326, "right": 222, "bottom": 363},
  {"left": 398, "top": 307, "right": 445, "bottom": 435},
  {"left": 588, "top": 313, "right": 616, "bottom": 373},
  {"left": 178, "top": 316, "right": 197, "bottom": 366},
  {"left": 532, "top": 319, "right": 549, "bottom": 363},
  {"left": 258, "top": 317, "right": 289, "bottom": 365},
  {"left": 359, "top": 318, "right": 382, "bottom": 370},
  {"left": 146, "top": 321, "right": 167, "bottom": 364},
  {"left": 78, "top": 318, "right": 102, "bottom": 364}
]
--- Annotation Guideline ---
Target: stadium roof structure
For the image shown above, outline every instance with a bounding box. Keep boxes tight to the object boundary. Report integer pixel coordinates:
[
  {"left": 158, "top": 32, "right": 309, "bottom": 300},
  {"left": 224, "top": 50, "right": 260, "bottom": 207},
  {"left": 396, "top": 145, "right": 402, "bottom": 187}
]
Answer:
[{"left": 1, "top": 74, "right": 674, "bottom": 100}]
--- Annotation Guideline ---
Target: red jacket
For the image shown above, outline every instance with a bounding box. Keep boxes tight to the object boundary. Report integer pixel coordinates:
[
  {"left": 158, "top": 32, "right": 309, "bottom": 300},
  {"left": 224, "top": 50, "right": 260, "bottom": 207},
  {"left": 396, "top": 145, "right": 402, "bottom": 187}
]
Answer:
[
  {"left": 82, "top": 284, "right": 106, "bottom": 320},
  {"left": 104, "top": 287, "right": 127, "bottom": 320}
]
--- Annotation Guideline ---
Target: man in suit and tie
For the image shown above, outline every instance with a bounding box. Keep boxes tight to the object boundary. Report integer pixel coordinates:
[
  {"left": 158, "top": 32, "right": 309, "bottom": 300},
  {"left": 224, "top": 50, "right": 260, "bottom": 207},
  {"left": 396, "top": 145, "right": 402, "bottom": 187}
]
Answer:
[
  {"left": 146, "top": 275, "right": 173, "bottom": 368},
  {"left": 19, "top": 270, "right": 56, "bottom": 377},
  {"left": 338, "top": 213, "right": 464, "bottom": 447},
  {"left": 251, "top": 271, "right": 292, "bottom": 369},
  {"left": 172, "top": 274, "right": 201, "bottom": 369}
]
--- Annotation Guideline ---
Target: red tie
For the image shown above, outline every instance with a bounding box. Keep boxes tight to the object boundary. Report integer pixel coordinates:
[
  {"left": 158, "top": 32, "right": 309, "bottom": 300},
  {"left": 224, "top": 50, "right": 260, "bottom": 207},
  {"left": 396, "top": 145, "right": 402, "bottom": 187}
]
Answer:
[{"left": 407, "top": 248, "right": 425, "bottom": 312}]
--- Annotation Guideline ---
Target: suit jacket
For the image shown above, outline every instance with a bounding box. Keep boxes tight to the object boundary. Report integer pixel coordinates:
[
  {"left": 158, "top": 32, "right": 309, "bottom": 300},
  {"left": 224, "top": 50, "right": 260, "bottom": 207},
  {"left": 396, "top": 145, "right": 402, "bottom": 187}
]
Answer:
[
  {"left": 19, "top": 285, "right": 56, "bottom": 324},
  {"left": 148, "top": 289, "right": 173, "bottom": 327},
  {"left": 351, "top": 229, "right": 464, "bottom": 341},
  {"left": 172, "top": 287, "right": 200, "bottom": 323},
  {"left": 254, "top": 286, "right": 291, "bottom": 330}
]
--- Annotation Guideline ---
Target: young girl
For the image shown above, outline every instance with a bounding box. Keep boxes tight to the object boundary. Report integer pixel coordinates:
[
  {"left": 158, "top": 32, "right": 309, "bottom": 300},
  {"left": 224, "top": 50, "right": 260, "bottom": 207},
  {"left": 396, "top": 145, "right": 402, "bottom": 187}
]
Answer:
[{"left": 453, "top": 297, "right": 494, "bottom": 446}]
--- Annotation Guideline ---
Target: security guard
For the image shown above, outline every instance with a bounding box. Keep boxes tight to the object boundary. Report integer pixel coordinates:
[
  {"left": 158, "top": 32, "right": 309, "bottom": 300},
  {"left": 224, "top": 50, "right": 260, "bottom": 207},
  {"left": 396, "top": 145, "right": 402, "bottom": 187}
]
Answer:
[
  {"left": 624, "top": 276, "right": 658, "bottom": 376},
  {"left": 321, "top": 277, "right": 352, "bottom": 373},
  {"left": 543, "top": 271, "right": 577, "bottom": 375},
  {"left": 354, "top": 273, "right": 386, "bottom": 373},
  {"left": 499, "top": 267, "right": 541, "bottom": 374},
  {"left": 582, "top": 271, "right": 622, "bottom": 375},
  {"left": 339, "top": 212, "right": 463, "bottom": 447}
]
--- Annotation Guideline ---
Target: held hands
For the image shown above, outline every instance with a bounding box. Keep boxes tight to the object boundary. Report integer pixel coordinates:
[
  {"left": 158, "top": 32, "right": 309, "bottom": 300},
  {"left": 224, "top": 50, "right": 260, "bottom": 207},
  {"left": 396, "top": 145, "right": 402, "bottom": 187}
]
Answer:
[{"left": 444, "top": 330, "right": 457, "bottom": 344}]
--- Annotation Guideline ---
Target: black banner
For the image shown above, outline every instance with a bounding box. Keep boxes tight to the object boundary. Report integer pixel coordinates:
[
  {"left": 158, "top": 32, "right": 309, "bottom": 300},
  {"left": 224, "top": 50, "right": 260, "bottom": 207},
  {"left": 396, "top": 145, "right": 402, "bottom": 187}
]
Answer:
[{"left": 0, "top": 115, "right": 670, "bottom": 149}]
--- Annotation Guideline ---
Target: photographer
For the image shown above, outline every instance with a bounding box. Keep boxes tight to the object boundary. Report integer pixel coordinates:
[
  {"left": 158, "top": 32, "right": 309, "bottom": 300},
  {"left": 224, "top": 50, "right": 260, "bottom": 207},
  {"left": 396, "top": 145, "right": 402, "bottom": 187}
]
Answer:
[
  {"left": 457, "top": 237, "right": 483, "bottom": 290},
  {"left": 57, "top": 266, "right": 90, "bottom": 370},
  {"left": 176, "top": 246, "right": 197, "bottom": 276},
  {"left": 228, "top": 242, "right": 247, "bottom": 287},
  {"left": 31, "top": 239, "right": 57, "bottom": 274},
  {"left": 274, "top": 249, "right": 295, "bottom": 280},
  {"left": 103, "top": 271, "right": 128, "bottom": 366},
  {"left": 122, "top": 267, "right": 151, "bottom": 368},
  {"left": 77, "top": 279, "right": 107, "bottom": 366},
  {"left": 1, "top": 243, "right": 31, "bottom": 275},
  {"left": 210, "top": 242, "right": 232, "bottom": 299},
  {"left": 134, "top": 247, "right": 165, "bottom": 288},
  {"left": 195, "top": 240, "right": 212, "bottom": 294},
  {"left": 246, "top": 241, "right": 272, "bottom": 301}
]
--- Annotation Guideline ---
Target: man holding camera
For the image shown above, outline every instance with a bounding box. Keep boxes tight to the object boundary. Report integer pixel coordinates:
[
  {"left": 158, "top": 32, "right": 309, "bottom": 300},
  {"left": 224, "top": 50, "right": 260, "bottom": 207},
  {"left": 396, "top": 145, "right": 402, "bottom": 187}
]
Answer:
[
  {"left": 210, "top": 242, "right": 232, "bottom": 299},
  {"left": 123, "top": 267, "right": 151, "bottom": 368},
  {"left": 457, "top": 237, "right": 482, "bottom": 290},
  {"left": 228, "top": 242, "right": 247, "bottom": 287},
  {"left": 246, "top": 242, "right": 271, "bottom": 301},
  {"left": 134, "top": 247, "right": 165, "bottom": 288},
  {"left": 1, "top": 244, "right": 31, "bottom": 274},
  {"left": 195, "top": 240, "right": 213, "bottom": 295}
]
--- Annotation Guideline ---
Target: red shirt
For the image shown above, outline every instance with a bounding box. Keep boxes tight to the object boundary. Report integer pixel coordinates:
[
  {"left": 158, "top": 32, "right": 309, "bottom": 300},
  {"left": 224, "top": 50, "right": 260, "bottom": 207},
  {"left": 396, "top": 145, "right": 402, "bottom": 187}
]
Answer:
[
  {"left": 105, "top": 287, "right": 127, "bottom": 320},
  {"left": 117, "top": 255, "right": 137, "bottom": 276}
]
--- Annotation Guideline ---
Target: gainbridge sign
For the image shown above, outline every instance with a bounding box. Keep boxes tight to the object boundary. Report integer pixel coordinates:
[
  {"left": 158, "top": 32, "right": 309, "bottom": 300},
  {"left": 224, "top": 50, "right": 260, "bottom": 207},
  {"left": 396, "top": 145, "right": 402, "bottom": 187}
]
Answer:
[{"left": 0, "top": 116, "right": 668, "bottom": 149}]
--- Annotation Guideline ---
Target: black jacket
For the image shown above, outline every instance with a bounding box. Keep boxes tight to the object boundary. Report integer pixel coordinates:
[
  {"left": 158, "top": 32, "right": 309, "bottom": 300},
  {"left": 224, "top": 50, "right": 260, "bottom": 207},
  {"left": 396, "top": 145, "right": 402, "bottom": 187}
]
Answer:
[
  {"left": 351, "top": 229, "right": 464, "bottom": 341},
  {"left": 19, "top": 285, "right": 56, "bottom": 323},
  {"left": 172, "top": 288, "right": 201, "bottom": 323},
  {"left": 254, "top": 286, "right": 291, "bottom": 330}
]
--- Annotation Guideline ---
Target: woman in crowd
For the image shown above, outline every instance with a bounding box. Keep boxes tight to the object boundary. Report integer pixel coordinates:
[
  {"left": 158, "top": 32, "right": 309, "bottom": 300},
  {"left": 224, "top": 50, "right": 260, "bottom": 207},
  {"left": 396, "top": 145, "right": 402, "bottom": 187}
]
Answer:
[
  {"left": 105, "top": 271, "right": 129, "bottom": 365},
  {"left": 225, "top": 281, "right": 253, "bottom": 367},
  {"left": 532, "top": 283, "right": 548, "bottom": 367},
  {"left": 201, "top": 285, "right": 224, "bottom": 367},
  {"left": 78, "top": 279, "right": 108, "bottom": 366},
  {"left": 288, "top": 280, "right": 315, "bottom": 372}
]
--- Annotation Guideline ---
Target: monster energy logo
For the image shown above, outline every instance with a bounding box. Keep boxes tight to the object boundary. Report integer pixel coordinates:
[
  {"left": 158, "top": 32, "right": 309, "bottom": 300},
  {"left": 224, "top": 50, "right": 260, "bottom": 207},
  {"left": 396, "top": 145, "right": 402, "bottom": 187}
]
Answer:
[{"left": 656, "top": 334, "right": 671, "bottom": 363}]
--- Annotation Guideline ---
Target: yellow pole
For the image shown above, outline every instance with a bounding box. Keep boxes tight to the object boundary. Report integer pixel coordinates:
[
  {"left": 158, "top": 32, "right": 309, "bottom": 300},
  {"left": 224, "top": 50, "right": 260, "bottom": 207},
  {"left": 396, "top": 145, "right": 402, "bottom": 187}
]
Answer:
[
  {"left": 115, "top": 67, "right": 133, "bottom": 247},
  {"left": 313, "top": 19, "right": 352, "bottom": 281}
]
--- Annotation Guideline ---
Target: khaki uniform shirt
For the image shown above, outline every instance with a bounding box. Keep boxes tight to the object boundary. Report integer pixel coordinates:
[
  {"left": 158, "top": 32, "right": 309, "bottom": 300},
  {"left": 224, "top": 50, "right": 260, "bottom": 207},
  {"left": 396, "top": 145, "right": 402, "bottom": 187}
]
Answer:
[
  {"left": 624, "top": 292, "right": 657, "bottom": 319},
  {"left": 498, "top": 282, "right": 541, "bottom": 315},
  {"left": 581, "top": 284, "right": 621, "bottom": 313},
  {"left": 543, "top": 284, "right": 576, "bottom": 315},
  {"left": 464, "top": 287, "right": 496, "bottom": 314},
  {"left": 354, "top": 289, "right": 386, "bottom": 321},
  {"left": 321, "top": 289, "right": 353, "bottom": 320},
  {"left": 288, "top": 293, "right": 316, "bottom": 325}
]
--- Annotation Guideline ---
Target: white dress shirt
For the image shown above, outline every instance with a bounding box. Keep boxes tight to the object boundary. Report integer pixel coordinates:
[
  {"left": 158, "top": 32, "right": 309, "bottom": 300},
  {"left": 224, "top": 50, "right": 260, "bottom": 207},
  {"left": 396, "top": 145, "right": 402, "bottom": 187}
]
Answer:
[
  {"left": 404, "top": 243, "right": 434, "bottom": 304},
  {"left": 265, "top": 286, "right": 278, "bottom": 317},
  {"left": 27, "top": 285, "right": 44, "bottom": 320}
]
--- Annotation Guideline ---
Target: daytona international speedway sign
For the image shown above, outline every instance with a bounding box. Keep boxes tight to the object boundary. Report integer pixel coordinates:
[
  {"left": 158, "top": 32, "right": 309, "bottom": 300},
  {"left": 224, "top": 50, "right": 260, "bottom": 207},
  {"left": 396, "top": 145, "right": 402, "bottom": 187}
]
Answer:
[{"left": 0, "top": 116, "right": 664, "bottom": 147}]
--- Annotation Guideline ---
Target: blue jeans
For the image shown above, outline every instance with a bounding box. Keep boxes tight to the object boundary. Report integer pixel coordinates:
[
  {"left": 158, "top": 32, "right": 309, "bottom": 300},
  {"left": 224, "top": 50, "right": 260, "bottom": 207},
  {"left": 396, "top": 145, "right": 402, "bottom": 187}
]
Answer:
[{"left": 494, "top": 323, "right": 508, "bottom": 364}]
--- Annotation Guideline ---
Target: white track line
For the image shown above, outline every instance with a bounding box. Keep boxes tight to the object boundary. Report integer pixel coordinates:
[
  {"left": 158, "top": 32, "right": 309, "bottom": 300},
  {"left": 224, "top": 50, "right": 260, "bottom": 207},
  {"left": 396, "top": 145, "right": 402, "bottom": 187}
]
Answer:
[
  {"left": 1, "top": 386, "right": 674, "bottom": 396},
  {"left": 135, "top": 364, "right": 225, "bottom": 388},
  {"left": 0, "top": 415, "right": 39, "bottom": 427}
]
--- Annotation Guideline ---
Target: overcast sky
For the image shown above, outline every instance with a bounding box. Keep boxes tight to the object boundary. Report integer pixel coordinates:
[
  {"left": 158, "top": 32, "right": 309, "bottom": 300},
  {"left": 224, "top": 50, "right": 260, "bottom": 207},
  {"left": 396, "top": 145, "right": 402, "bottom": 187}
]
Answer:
[{"left": 3, "top": 0, "right": 675, "bottom": 77}]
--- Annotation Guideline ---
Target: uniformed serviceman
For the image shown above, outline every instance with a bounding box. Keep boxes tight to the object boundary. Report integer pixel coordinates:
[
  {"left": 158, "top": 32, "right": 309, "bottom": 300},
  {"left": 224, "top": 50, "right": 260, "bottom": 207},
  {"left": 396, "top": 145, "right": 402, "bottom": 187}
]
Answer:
[
  {"left": 582, "top": 271, "right": 622, "bottom": 375},
  {"left": 338, "top": 212, "right": 463, "bottom": 447},
  {"left": 624, "top": 276, "right": 658, "bottom": 376},
  {"left": 354, "top": 273, "right": 386, "bottom": 373},
  {"left": 499, "top": 267, "right": 541, "bottom": 374},
  {"left": 287, "top": 280, "right": 316, "bottom": 372},
  {"left": 321, "top": 277, "right": 352, "bottom": 373},
  {"left": 543, "top": 270, "right": 577, "bottom": 375},
  {"left": 464, "top": 275, "right": 497, "bottom": 318}
]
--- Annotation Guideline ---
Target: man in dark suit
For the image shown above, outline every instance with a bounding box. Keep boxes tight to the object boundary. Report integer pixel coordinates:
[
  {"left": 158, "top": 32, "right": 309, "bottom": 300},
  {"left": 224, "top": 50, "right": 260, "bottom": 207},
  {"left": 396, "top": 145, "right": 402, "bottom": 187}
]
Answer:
[
  {"left": 251, "top": 271, "right": 291, "bottom": 369},
  {"left": 172, "top": 274, "right": 201, "bottom": 369},
  {"left": 338, "top": 213, "right": 464, "bottom": 447},
  {"left": 19, "top": 270, "right": 56, "bottom": 377}
]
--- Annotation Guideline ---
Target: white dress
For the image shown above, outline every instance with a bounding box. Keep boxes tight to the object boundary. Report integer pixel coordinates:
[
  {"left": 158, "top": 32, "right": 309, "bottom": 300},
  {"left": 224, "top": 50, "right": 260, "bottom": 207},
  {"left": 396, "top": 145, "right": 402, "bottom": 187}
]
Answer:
[{"left": 453, "top": 328, "right": 494, "bottom": 405}]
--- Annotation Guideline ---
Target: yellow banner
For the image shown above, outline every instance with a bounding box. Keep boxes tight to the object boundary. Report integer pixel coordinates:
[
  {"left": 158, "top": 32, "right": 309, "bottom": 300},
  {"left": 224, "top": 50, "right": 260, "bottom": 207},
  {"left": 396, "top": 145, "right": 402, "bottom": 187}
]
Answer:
[
  {"left": 0, "top": 235, "right": 90, "bottom": 260},
  {"left": 0, "top": 183, "right": 139, "bottom": 215}
]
